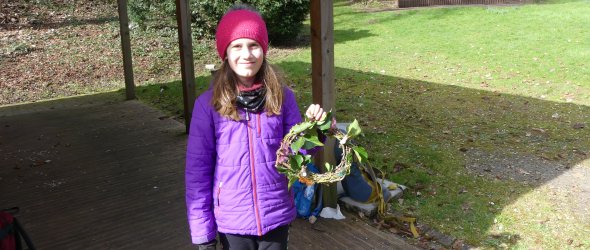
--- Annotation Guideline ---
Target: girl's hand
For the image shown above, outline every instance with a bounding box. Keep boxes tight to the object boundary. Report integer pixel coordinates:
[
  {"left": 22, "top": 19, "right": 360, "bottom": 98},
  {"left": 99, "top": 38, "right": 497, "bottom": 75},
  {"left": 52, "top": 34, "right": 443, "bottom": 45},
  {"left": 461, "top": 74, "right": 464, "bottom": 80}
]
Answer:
[{"left": 305, "top": 104, "right": 326, "bottom": 122}]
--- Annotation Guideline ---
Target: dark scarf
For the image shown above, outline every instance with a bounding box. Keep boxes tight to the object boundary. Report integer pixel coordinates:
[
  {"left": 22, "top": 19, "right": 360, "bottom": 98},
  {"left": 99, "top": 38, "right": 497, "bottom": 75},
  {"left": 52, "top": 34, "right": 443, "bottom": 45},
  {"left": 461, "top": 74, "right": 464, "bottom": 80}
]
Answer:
[{"left": 236, "top": 83, "right": 266, "bottom": 113}]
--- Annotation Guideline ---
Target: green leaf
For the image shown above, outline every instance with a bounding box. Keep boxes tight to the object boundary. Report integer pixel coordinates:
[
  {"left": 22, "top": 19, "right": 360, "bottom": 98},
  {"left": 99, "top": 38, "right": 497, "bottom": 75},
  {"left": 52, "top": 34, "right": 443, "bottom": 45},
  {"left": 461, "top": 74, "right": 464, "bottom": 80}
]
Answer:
[
  {"left": 352, "top": 146, "right": 368, "bottom": 163},
  {"left": 346, "top": 119, "right": 362, "bottom": 138},
  {"left": 316, "top": 111, "right": 331, "bottom": 125},
  {"left": 345, "top": 152, "right": 353, "bottom": 163},
  {"left": 289, "top": 156, "right": 301, "bottom": 171},
  {"left": 302, "top": 136, "right": 324, "bottom": 149},
  {"left": 303, "top": 128, "right": 318, "bottom": 139},
  {"left": 291, "top": 137, "right": 306, "bottom": 153},
  {"left": 324, "top": 162, "right": 333, "bottom": 172},
  {"left": 290, "top": 122, "right": 313, "bottom": 134},
  {"left": 293, "top": 154, "right": 304, "bottom": 166},
  {"left": 318, "top": 112, "right": 333, "bottom": 131}
]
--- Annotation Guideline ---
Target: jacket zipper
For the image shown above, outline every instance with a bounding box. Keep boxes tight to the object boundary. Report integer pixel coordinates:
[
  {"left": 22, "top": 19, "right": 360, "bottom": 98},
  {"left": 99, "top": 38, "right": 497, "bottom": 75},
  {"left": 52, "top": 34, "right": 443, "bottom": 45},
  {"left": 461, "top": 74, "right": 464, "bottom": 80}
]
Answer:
[
  {"left": 217, "top": 182, "right": 223, "bottom": 207},
  {"left": 247, "top": 118, "right": 263, "bottom": 236}
]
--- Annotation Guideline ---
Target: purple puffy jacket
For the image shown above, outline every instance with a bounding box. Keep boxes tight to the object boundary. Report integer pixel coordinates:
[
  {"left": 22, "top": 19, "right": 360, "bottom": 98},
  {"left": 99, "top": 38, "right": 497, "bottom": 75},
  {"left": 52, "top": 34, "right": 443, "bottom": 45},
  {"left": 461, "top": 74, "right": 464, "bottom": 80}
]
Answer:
[{"left": 185, "top": 86, "right": 300, "bottom": 244}]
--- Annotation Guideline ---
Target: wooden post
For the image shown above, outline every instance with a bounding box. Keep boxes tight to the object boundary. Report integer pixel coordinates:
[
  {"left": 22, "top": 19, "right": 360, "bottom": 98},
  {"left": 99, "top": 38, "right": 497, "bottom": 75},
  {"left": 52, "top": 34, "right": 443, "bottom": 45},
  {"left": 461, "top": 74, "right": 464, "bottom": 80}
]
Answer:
[
  {"left": 175, "top": 0, "right": 196, "bottom": 133},
  {"left": 116, "top": 0, "right": 135, "bottom": 100},
  {"left": 310, "top": 0, "right": 337, "bottom": 209}
]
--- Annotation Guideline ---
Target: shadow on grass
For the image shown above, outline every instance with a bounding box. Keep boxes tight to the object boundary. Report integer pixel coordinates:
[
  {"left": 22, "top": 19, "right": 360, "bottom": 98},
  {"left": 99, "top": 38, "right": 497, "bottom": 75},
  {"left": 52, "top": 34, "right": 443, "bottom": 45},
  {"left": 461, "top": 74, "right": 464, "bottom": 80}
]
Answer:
[
  {"left": 133, "top": 75, "right": 212, "bottom": 122},
  {"left": 272, "top": 60, "right": 589, "bottom": 248},
  {"left": 277, "top": 24, "right": 376, "bottom": 49},
  {"left": 334, "top": 28, "right": 376, "bottom": 44}
]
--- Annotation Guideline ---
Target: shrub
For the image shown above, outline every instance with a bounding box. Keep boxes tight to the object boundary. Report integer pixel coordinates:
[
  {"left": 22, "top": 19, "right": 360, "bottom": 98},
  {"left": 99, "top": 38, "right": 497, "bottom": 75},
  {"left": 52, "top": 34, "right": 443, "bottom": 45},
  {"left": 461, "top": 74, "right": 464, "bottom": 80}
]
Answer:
[
  {"left": 189, "top": 1, "right": 233, "bottom": 40},
  {"left": 129, "top": 0, "right": 310, "bottom": 46},
  {"left": 251, "top": 0, "right": 310, "bottom": 45},
  {"left": 128, "top": 0, "right": 177, "bottom": 30}
]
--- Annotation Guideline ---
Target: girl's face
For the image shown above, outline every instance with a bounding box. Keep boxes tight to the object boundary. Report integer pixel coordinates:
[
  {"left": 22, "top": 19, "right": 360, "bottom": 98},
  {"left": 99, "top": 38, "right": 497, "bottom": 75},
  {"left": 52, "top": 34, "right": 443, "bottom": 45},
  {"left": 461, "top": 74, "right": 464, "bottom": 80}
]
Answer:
[{"left": 226, "top": 38, "right": 264, "bottom": 86}]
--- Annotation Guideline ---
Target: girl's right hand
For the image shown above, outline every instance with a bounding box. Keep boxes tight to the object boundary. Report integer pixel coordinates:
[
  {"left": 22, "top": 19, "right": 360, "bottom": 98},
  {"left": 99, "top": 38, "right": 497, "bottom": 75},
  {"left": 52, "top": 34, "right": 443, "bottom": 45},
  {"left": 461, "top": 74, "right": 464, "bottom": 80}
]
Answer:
[{"left": 305, "top": 104, "right": 326, "bottom": 122}]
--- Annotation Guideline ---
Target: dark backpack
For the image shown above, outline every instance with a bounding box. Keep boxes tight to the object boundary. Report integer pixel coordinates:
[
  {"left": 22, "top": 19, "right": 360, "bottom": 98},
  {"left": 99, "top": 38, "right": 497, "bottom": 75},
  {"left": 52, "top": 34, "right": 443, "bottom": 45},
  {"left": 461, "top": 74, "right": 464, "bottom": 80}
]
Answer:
[{"left": 0, "top": 208, "right": 35, "bottom": 250}]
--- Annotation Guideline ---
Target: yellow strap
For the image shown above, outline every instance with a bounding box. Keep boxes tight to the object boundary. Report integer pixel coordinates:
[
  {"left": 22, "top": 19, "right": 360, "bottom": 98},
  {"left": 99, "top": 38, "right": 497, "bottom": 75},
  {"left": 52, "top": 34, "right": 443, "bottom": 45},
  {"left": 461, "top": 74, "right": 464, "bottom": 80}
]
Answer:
[
  {"left": 382, "top": 215, "right": 420, "bottom": 238},
  {"left": 397, "top": 216, "right": 419, "bottom": 238},
  {"left": 360, "top": 162, "right": 413, "bottom": 236}
]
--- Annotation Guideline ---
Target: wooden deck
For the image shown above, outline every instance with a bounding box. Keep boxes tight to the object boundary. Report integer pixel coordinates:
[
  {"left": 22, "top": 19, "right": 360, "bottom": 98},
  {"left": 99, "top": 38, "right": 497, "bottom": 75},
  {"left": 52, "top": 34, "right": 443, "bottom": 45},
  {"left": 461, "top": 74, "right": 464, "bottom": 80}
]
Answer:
[{"left": 0, "top": 94, "right": 418, "bottom": 249}]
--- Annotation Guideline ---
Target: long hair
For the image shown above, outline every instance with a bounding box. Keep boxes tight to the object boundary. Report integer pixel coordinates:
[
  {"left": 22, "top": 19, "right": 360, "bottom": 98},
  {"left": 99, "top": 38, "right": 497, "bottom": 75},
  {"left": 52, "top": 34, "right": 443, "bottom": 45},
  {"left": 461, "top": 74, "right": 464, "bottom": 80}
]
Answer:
[{"left": 211, "top": 59, "right": 285, "bottom": 121}]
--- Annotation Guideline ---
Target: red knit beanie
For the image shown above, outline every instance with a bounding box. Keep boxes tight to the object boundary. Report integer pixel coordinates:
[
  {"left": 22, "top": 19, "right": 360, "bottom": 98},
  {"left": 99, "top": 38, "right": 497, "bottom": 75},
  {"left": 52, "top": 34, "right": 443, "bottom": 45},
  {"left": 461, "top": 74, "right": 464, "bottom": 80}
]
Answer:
[{"left": 215, "top": 9, "right": 269, "bottom": 60}]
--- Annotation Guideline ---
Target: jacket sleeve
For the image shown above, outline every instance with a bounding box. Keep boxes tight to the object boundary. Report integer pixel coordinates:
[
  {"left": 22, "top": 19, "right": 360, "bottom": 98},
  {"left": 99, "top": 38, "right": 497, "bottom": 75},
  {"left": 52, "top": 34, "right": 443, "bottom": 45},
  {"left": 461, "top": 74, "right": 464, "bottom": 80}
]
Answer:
[
  {"left": 282, "top": 87, "right": 303, "bottom": 135},
  {"left": 185, "top": 96, "right": 217, "bottom": 244}
]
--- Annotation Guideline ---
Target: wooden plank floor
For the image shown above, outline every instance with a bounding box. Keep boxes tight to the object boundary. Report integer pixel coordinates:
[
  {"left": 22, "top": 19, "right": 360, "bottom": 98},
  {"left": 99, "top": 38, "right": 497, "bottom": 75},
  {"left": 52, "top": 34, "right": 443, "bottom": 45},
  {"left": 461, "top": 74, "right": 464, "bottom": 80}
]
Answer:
[{"left": 0, "top": 95, "right": 418, "bottom": 249}]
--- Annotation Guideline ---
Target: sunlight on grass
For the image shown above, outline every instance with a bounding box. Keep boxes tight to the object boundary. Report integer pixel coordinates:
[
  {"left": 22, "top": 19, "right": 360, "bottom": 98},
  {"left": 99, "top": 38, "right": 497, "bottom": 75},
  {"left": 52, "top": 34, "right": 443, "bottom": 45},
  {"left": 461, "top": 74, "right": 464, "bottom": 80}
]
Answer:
[
  {"left": 296, "top": 0, "right": 590, "bottom": 106},
  {"left": 494, "top": 171, "right": 590, "bottom": 248}
]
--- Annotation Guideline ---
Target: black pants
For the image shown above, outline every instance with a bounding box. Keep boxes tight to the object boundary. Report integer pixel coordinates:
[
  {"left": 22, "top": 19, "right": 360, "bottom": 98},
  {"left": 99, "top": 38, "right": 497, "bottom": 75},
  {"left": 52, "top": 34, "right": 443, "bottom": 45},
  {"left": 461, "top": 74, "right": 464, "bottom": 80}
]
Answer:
[{"left": 219, "top": 225, "right": 289, "bottom": 250}]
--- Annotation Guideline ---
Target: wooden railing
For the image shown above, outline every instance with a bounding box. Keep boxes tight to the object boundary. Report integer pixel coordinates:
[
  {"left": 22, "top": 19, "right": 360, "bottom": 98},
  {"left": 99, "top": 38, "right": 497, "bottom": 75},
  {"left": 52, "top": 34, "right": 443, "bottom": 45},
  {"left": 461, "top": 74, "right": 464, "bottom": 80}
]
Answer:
[{"left": 399, "top": 0, "right": 532, "bottom": 8}]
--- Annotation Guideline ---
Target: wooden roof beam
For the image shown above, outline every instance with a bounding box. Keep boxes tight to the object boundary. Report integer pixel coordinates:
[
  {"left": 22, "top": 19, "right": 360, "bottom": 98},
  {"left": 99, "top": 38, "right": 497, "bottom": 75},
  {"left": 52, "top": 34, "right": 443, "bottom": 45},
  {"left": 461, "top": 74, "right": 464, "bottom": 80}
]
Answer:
[{"left": 116, "top": 0, "right": 136, "bottom": 100}]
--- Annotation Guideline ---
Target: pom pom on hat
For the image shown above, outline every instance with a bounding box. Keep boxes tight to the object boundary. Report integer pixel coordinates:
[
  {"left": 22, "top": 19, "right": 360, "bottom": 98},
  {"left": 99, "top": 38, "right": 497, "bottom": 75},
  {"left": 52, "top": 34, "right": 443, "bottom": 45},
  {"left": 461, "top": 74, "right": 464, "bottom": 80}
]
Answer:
[{"left": 215, "top": 9, "right": 269, "bottom": 60}]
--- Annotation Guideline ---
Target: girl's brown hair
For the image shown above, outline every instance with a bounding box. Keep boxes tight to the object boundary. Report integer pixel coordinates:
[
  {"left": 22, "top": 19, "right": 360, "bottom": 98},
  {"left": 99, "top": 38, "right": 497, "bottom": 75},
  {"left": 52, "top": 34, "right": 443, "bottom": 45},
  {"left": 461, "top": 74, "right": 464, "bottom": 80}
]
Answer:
[{"left": 211, "top": 59, "right": 285, "bottom": 121}]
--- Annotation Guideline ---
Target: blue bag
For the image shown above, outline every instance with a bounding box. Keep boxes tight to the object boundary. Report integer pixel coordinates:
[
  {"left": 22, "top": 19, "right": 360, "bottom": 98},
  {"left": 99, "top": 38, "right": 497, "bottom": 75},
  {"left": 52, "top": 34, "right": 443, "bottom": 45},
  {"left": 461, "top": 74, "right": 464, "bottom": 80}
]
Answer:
[{"left": 292, "top": 164, "right": 323, "bottom": 218}]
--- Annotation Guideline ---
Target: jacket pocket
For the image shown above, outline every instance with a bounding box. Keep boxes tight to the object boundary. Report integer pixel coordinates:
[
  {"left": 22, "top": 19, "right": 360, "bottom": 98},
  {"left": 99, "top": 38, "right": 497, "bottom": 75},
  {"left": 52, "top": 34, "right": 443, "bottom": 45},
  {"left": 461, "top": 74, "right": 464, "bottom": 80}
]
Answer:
[
  {"left": 257, "top": 113, "right": 261, "bottom": 137},
  {"left": 261, "top": 114, "right": 282, "bottom": 140}
]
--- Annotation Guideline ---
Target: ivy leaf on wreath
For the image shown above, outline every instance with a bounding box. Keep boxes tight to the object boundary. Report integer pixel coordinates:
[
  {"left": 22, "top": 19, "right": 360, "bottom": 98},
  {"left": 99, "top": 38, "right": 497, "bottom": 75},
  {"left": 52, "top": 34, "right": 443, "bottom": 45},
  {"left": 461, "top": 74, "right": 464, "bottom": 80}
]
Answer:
[
  {"left": 290, "top": 122, "right": 313, "bottom": 135},
  {"left": 324, "top": 162, "right": 333, "bottom": 172},
  {"left": 302, "top": 134, "right": 324, "bottom": 149},
  {"left": 289, "top": 155, "right": 302, "bottom": 172},
  {"left": 317, "top": 112, "right": 333, "bottom": 131},
  {"left": 347, "top": 119, "right": 362, "bottom": 138},
  {"left": 352, "top": 146, "right": 368, "bottom": 163},
  {"left": 291, "top": 137, "right": 306, "bottom": 153}
]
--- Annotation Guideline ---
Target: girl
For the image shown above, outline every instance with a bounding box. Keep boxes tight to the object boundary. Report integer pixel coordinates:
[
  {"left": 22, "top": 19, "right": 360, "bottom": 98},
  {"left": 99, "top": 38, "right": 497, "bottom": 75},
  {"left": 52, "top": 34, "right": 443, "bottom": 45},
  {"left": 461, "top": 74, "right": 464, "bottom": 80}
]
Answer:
[{"left": 185, "top": 5, "right": 326, "bottom": 250}]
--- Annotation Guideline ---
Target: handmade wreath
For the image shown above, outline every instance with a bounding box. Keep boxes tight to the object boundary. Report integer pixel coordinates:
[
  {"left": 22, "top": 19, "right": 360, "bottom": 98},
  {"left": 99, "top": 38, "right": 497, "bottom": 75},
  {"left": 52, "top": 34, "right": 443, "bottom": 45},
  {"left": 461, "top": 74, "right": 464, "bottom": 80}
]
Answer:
[{"left": 275, "top": 111, "right": 368, "bottom": 188}]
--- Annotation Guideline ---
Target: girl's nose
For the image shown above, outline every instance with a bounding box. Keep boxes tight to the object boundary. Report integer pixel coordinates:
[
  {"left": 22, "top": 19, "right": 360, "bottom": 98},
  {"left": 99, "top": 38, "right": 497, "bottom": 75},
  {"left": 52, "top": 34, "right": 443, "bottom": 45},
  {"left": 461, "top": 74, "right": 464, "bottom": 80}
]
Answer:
[{"left": 241, "top": 48, "right": 253, "bottom": 58}]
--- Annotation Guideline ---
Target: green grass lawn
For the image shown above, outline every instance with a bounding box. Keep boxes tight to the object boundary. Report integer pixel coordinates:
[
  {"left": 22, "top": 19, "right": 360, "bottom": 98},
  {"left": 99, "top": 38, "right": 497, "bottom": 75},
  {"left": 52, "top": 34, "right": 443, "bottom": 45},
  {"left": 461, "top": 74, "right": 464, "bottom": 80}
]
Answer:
[{"left": 136, "top": 0, "right": 590, "bottom": 248}]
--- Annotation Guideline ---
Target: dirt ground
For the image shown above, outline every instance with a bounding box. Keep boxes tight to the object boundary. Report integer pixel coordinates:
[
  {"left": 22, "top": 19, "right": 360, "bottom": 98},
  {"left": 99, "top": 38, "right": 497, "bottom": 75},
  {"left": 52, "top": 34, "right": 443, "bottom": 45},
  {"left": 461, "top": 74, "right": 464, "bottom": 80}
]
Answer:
[
  {"left": 1, "top": 1, "right": 123, "bottom": 104},
  {"left": 464, "top": 149, "right": 590, "bottom": 224},
  {"left": 0, "top": 1, "right": 191, "bottom": 105}
]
